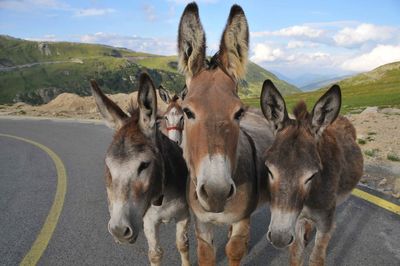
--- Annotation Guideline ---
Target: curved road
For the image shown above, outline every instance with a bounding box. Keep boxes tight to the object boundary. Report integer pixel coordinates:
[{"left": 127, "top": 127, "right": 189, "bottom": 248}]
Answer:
[{"left": 0, "top": 117, "right": 399, "bottom": 265}]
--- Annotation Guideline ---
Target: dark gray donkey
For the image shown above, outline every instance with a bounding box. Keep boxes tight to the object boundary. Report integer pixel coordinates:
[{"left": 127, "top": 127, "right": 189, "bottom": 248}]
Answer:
[{"left": 260, "top": 80, "right": 363, "bottom": 266}]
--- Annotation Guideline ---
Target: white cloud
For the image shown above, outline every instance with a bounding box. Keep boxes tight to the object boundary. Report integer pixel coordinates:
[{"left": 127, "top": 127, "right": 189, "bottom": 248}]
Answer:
[
  {"left": 0, "top": 0, "right": 116, "bottom": 18},
  {"left": 79, "top": 32, "right": 176, "bottom": 55},
  {"left": 334, "top": 23, "right": 396, "bottom": 47},
  {"left": 250, "top": 42, "right": 332, "bottom": 66},
  {"left": 252, "top": 25, "right": 325, "bottom": 39},
  {"left": 74, "top": 8, "right": 115, "bottom": 17},
  {"left": 341, "top": 45, "right": 400, "bottom": 72},
  {"left": 287, "top": 41, "right": 305, "bottom": 49},
  {"left": 250, "top": 43, "right": 285, "bottom": 63},
  {"left": 286, "top": 41, "right": 319, "bottom": 49}
]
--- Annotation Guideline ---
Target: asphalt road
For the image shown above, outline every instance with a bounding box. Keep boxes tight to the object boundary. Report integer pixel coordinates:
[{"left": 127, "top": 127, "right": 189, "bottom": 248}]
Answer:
[{"left": 0, "top": 117, "right": 399, "bottom": 266}]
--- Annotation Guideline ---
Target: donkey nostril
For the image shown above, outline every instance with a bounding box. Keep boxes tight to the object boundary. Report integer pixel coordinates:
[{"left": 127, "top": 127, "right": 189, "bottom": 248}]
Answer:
[
  {"left": 123, "top": 227, "right": 132, "bottom": 238},
  {"left": 267, "top": 231, "right": 272, "bottom": 242},
  {"left": 227, "top": 184, "right": 235, "bottom": 199},
  {"left": 200, "top": 184, "right": 208, "bottom": 199},
  {"left": 288, "top": 235, "right": 294, "bottom": 245}
]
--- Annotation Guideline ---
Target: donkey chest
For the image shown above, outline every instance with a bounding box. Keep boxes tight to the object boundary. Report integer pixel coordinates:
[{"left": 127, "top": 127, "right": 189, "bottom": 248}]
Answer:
[
  {"left": 145, "top": 197, "right": 188, "bottom": 224},
  {"left": 195, "top": 210, "right": 242, "bottom": 225}
]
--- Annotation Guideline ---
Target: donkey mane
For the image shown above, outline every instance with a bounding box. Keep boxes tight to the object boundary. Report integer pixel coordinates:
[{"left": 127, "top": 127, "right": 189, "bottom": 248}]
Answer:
[
  {"left": 293, "top": 101, "right": 309, "bottom": 121},
  {"left": 127, "top": 102, "right": 140, "bottom": 120},
  {"left": 206, "top": 52, "right": 222, "bottom": 70},
  {"left": 171, "top": 94, "right": 179, "bottom": 102}
]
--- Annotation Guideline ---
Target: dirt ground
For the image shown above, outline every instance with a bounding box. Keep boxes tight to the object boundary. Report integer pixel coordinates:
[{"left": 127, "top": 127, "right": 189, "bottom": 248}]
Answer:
[
  {"left": 347, "top": 107, "right": 400, "bottom": 198},
  {"left": 0, "top": 92, "right": 168, "bottom": 119},
  {"left": 1, "top": 96, "right": 399, "bottom": 198}
]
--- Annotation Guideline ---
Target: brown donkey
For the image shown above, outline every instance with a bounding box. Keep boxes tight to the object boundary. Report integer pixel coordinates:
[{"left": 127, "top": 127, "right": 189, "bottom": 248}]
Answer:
[
  {"left": 158, "top": 85, "right": 187, "bottom": 145},
  {"left": 91, "top": 73, "right": 190, "bottom": 266},
  {"left": 177, "top": 3, "right": 273, "bottom": 265},
  {"left": 260, "top": 80, "right": 363, "bottom": 266}
]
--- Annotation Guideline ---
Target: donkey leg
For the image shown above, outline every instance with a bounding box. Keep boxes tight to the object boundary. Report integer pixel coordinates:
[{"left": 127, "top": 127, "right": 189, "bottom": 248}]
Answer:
[
  {"left": 176, "top": 216, "right": 190, "bottom": 266},
  {"left": 309, "top": 228, "right": 333, "bottom": 266},
  {"left": 195, "top": 219, "right": 215, "bottom": 266},
  {"left": 225, "top": 217, "right": 250, "bottom": 266},
  {"left": 290, "top": 218, "right": 314, "bottom": 266},
  {"left": 144, "top": 218, "right": 163, "bottom": 266}
]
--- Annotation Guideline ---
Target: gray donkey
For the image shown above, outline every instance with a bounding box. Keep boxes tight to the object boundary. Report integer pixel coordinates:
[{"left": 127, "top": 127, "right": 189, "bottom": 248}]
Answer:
[{"left": 91, "top": 73, "right": 190, "bottom": 266}]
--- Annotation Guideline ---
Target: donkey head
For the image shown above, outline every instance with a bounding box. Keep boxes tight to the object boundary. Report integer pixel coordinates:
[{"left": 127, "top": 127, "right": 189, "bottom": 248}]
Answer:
[
  {"left": 178, "top": 3, "right": 249, "bottom": 213},
  {"left": 91, "top": 73, "right": 164, "bottom": 244},
  {"left": 260, "top": 80, "right": 341, "bottom": 248},
  {"left": 158, "top": 85, "right": 186, "bottom": 145}
]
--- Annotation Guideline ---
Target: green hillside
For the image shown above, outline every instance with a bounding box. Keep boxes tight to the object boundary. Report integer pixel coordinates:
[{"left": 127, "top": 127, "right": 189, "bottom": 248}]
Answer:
[
  {"left": 243, "top": 61, "right": 400, "bottom": 113},
  {"left": 0, "top": 35, "right": 298, "bottom": 104}
]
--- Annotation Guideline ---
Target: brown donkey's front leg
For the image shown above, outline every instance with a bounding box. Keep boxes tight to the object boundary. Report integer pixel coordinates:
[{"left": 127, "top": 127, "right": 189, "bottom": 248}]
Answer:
[
  {"left": 176, "top": 216, "right": 190, "bottom": 266},
  {"left": 195, "top": 219, "right": 215, "bottom": 266},
  {"left": 225, "top": 217, "right": 250, "bottom": 266},
  {"left": 305, "top": 206, "right": 337, "bottom": 266},
  {"left": 309, "top": 225, "right": 334, "bottom": 266}
]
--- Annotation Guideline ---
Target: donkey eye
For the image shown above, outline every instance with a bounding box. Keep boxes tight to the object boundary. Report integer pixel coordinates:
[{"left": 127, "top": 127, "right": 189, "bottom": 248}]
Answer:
[
  {"left": 305, "top": 173, "right": 316, "bottom": 184},
  {"left": 138, "top": 161, "right": 151, "bottom": 175},
  {"left": 183, "top": 108, "right": 195, "bottom": 119},
  {"left": 234, "top": 108, "right": 245, "bottom": 120}
]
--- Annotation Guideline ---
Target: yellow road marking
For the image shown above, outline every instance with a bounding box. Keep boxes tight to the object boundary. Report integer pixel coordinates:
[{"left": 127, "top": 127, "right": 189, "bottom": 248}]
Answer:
[
  {"left": 352, "top": 188, "right": 400, "bottom": 215},
  {"left": 0, "top": 133, "right": 67, "bottom": 266}
]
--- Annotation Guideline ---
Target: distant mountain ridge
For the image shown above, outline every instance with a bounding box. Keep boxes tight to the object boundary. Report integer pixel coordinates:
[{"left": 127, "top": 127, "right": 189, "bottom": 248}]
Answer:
[
  {"left": 0, "top": 35, "right": 299, "bottom": 104},
  {"left": 300, "top": 75, "right": 352, "bottom": 91}
]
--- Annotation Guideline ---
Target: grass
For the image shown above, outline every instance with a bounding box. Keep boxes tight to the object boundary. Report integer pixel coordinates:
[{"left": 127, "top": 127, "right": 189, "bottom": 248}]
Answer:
[
  {"left": 364, "top": 149, "right": 380, "bottom": 157},
  {"left": 358, "top": 139, "right": 367, "bottom": 145},
  {"left": 136, "top": 56, "right": 179, "bottom": 73},
  {"left": 387, "top": 152, "right": 400, "bottom": 162}
]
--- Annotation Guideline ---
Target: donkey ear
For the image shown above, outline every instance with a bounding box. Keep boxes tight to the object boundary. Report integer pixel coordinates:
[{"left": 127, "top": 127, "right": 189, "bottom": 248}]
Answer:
[
  {"left": 90, "top": 80, "right": 127, "bottom": 130},
  {"left": 311, "top": 85, "right": 341, "bottom": 136},
  {"left": 219, "top": 4, "right": 249, "bottom": 81},
  {"left": 179, "top": 85, "right": 188, "bottom": 100},
  {"left": 138, "top": 73, "right": 158, "bottom": 137},
  {"left": 158, "top": 85, "right": 170, "bottom": 104},
  {"left": 177, "top": 2, "right": 206, "bottom": 79},
  {"left": 260, "top": 80, "right": 289, "bottom": 133}
]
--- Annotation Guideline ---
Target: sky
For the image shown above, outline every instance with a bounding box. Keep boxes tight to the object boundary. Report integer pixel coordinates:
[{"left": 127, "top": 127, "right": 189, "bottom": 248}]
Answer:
[{"left": 1, "top": 0, "right": 400, "bottom": 79}]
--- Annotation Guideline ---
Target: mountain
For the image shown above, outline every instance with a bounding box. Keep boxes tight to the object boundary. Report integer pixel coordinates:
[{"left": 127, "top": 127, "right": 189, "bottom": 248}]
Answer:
[
  {"left": 0, "top": 35, "right": 298, "bottom": 105},
  {"left": 300, "top": 75, "right": 352, "bottom": 91},
  {"left": 281, "top": 61, "right": 400, "bottom": 113}
]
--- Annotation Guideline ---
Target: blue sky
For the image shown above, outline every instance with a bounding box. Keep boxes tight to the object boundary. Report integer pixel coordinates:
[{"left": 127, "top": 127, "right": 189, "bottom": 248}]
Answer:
[{"left": 1, "top": 0, "right": 400, "bottom": 78}]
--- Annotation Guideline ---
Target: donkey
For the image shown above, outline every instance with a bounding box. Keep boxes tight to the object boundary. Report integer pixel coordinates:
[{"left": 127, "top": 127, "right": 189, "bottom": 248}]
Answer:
[
  {"left": 91, "top": 73, "right": 190, "bottom": 266},
  {"left": 260, "top": 80, "right": 363, "bottom": 266},
  {"left": 158, "top": 85, "right": 187, "bottom": 145},
  {"left": 177, "top": 3, "right": 273, "bottom": 265}
]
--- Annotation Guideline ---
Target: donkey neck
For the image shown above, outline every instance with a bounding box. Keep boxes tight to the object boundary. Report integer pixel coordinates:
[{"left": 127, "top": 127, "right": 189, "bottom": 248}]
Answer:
[{"left": 155, "top": 131, "right": 188, "bottom": 194}]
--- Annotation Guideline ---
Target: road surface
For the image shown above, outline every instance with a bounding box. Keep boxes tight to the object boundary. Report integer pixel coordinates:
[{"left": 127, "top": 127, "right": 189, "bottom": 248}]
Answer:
[{"left": 0, "top": 117, "right": 399, "bottom": 265}]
